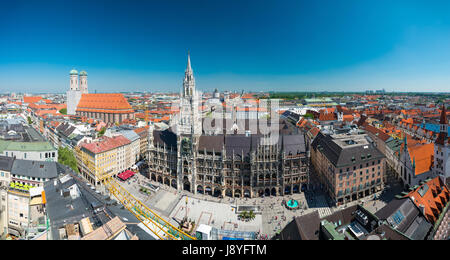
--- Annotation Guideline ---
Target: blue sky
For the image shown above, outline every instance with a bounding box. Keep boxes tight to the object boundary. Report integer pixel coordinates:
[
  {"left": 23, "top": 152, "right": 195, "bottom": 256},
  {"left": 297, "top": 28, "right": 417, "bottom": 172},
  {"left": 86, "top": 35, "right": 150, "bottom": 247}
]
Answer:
[{"left": 1, "top": 0, "right": 450, "bottom": 93}]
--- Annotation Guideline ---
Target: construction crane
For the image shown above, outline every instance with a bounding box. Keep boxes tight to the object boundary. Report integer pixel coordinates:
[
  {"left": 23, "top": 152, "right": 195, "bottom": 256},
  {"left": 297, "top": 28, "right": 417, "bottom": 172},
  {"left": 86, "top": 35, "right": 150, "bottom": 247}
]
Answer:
[{"left": 104, "top": 177, "right": 195, "bottom": 240}]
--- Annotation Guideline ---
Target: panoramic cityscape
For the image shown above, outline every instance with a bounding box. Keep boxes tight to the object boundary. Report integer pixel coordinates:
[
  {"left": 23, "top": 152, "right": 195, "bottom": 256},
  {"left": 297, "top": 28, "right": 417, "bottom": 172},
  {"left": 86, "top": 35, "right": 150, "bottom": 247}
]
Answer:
[{"left": 0, "top": 0, "right": 449, "bottom": 245}]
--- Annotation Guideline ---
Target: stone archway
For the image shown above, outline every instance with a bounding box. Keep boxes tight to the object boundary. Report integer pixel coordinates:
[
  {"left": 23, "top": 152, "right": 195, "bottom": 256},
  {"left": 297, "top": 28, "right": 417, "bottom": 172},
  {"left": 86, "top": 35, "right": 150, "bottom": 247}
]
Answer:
[
  {"left": 225, "top": 188, "right": 233, "bottom": 197},
  {"left": 171, "top": 179, "right": 177, "bottom": 189},
  {"left": 244, "top": 189, "right": 251, "bottom": 198},
  {"left": 284, "top": 185, "right": 292, "bottom": 195},
  {"left": 213, "top": 188, "right": 222, "bottom": 197},
  {"left": 258, "top": 189, "right": 264, "bottom": 197},
  {"left": 183, "top": 177, "right": 190, "bottom": 191},
  {"left": 271, "top": 187, "right": 277, "bottom": 196},
  {"left": 205, "top": 186, "right": 212, "bottom": 196},
  {"left": 157, "top": 176, "right": 163, "bottom": 183},
  {"left": 234, "top": 189, "right": 241, "bottom": 198},
  {"left": 197, "top": 185, "right": 204, "bottom": 194},
  {"left": 301, "top": 184, "right": 307, "bottom": 192}
]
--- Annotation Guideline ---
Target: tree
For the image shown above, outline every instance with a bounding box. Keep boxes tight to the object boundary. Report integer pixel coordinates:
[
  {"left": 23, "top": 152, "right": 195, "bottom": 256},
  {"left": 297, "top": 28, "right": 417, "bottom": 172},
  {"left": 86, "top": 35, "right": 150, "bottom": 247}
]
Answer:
[
  {"left": 304, "top": 113, "right": 314, "bottom": 119},
  {"left": 98, "top": 127, "right": 106, "bottom": 137},
  {"left": 59, "top": 108, "right": 67, "bottom": 115},
  {"left": 58, "top": 147, "right": 79, "bottom": 173},
  {"left": 249, "top": 210, "right": 255, "bottom": 220},
  {"left": 27, "top": 116, "right": 33, "bottom": 125}
]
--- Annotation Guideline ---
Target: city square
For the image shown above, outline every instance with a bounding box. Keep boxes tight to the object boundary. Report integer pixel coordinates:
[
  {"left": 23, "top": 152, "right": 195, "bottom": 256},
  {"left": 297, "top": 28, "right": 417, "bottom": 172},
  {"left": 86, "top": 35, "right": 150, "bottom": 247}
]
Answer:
[{"left": 0, "top": 0, "right": 449, "bottom": 244}]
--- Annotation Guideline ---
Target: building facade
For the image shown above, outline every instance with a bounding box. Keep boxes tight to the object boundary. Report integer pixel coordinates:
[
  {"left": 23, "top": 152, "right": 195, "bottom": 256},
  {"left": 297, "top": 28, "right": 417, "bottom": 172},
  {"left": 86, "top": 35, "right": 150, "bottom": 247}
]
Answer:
[
  {"left": 146, "top": 54, "right": 309, "bottom": 198},
  {"left": 75, "top": 93, "right": 135, "bottom": 124},
  {"left": 76, "top": 135, "right": 132, "bottom": 186},
  {"left": 7, "top": 189, "right": 29, "bottom": 237},
  {"left": 133, "top": 127, "right": 148, "bottom": 160},
  {"left": 311, "top": 132, "right": 385, "bottom": 205},
  {"left": 434, "top": 105, "right": 450, "bottom": 186},
  {"left": 0, "top": 140, "right": 58, "bottom": 162}
]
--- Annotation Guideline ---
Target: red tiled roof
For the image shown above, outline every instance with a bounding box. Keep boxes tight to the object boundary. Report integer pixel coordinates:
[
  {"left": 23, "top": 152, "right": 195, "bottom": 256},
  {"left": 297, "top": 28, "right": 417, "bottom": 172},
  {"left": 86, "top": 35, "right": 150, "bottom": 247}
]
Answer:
[
  {"left": 241, "top": 94, "right": 254, "bottom": 99},
  {"left": 401, "top": 118, "right": 414, "bottom": 124},
  {"left": 408, "top": 143, "right": 434, "bottom": 176},
  {"left": 76, "top": 93, "right": 133, "bottom": 111},
  {"left": 23, "top": 96, "right": 43, "bottom": 104},
  {"left": 342, "top": 115, "right": 354, "bottom": 122},
  {"left": 406, "top": 177, "right": 450, "bottom": 224},
  {"left": 135, "top": 113, "right": 145, "bottom": 119},
  {"left": 364, "top": 124, "right": 391, "bottom": 142},
  {"left": 319, "top": 112, "right": 336, "bottom": 121},
  {"left": 324, "top": 107, "right": 335, "bottom": 113},
  {"left": 29, "top": 103, "right": 66, "bottom": 111},
  {"left": 148, "top": 110, "right": 175, "bottom": 115},
  {"left": 133, "top": 127, "right": 147, "bottom": 134},
  {"left": 296, "top": 118, "right": 307, "bottom": 128},
  {"left": 80, "top": 135, "right": 131, "bottom": 154},
  {"left": 36, "top": 109, "right": 60, "bottom": 117},
  {"left": 121, "top": 118, "right": 137, "bottom": 125},
  {"left": 149, "top": 118, "right": 162, "bottom": 123},
  {"left": 309, "top": 127, "right": 320, "bottom": 138}
]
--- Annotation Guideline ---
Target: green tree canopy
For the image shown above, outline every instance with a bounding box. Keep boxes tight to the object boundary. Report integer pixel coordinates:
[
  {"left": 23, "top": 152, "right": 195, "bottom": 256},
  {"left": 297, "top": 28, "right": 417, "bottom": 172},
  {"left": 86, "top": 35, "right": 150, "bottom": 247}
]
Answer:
[
  {"left": 58, "top": 147, "right": 79, "bottom": 173},
  {"left": 98, "top": 127, "right": 106, "bottom": 136}
]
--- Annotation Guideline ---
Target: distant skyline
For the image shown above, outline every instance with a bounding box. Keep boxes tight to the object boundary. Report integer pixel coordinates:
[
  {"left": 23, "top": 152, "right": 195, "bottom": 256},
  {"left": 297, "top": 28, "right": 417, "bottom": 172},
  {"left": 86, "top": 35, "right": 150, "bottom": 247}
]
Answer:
[{"left": 1, "top": 0, "right": 450, "bottom": 93}]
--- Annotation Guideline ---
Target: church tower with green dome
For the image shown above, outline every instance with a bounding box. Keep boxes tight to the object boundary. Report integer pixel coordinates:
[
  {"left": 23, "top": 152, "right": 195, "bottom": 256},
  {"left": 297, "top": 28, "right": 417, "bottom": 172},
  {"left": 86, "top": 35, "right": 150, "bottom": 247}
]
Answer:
[
  {"left": 69, "top": 69, "right": 79, "bottom": 90},
  {"left": 67, "top": 69, "right": 88, "bottom": 115},
  {"left": 79, "top": 70, "right": 88, "bottom": 94}
]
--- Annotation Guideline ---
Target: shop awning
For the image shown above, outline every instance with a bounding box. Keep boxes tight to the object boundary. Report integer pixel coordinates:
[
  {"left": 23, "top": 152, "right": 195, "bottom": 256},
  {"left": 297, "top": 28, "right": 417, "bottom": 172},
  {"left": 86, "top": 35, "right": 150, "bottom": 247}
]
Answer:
[{"left": 118, "top": 170, "right": 135, "bottom": 181}]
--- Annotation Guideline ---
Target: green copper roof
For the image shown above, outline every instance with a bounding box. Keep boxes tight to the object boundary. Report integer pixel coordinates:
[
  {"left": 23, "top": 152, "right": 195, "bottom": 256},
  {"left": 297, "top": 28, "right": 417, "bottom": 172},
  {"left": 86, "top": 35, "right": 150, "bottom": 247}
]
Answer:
[
  {"left": 79, "top": 71, "right": 87, "bottom": 76},
  {"left": 0, "top": 140, "right": 56, "bottom": 152},
  {"left": 70, "top": 69, "right": 78, "bottom": 75},
  {"left": 321, "top": 220, "right": 346, "bottom": 240}
]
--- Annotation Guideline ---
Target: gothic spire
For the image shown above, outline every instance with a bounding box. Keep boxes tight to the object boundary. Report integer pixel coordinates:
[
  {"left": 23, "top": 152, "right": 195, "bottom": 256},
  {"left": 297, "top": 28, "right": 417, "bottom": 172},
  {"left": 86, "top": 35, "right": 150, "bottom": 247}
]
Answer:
[
  {"left": 186, "top": 50, "right": 192, "bottom": 74},
  {"left": 183, "top": 51, "right": 195, "bottom": 98}
]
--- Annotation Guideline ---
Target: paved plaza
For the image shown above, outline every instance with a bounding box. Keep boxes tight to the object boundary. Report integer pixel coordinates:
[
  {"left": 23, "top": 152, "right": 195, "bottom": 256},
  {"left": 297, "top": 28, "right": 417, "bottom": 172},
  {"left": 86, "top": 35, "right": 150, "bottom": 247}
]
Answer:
[
  {"left": 113, "top": 173, "right": 335, "bottom": 238},
  {"left": 170, "top": 196, "right": 262, "bottom": 232},
  {"left": 106, "top": 171, "right": 406, "bottom": 239}
]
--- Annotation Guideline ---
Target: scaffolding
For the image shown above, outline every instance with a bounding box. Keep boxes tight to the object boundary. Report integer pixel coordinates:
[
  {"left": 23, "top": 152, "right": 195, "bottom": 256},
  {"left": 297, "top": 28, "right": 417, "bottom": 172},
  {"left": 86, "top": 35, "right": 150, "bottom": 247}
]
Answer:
[{"left": 104, "top": 177, "right": 195, "bottom": 240}]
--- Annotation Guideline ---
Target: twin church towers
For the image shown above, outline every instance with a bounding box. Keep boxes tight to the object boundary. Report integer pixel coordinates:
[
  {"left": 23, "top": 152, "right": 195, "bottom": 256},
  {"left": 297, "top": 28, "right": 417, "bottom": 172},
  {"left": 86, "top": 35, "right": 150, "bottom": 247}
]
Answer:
[
  {"left": 69, "top": 69, "right": 88, "bottom": 93},
  {"left": 67, "top": 69, "right": 89, "bottom": 115}
]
